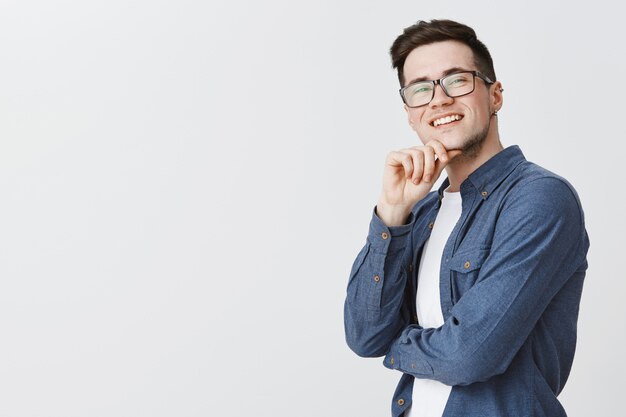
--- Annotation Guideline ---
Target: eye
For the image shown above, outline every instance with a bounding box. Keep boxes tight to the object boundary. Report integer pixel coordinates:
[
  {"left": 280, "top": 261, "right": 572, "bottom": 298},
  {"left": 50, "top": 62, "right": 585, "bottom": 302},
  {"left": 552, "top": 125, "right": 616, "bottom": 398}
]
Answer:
[
  {"left": 408, "top": 83, "right": 432, "bottom": 95},
  {"left": 445, "top": 74, "right": 470, "bottom": 87}
]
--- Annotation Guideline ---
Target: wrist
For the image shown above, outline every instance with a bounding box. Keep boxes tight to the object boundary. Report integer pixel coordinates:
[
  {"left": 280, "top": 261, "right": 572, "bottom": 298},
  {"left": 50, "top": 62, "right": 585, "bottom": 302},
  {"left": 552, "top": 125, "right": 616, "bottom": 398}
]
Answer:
[{"left": 376, "top": 200, "right": 412, "bottom": 227}]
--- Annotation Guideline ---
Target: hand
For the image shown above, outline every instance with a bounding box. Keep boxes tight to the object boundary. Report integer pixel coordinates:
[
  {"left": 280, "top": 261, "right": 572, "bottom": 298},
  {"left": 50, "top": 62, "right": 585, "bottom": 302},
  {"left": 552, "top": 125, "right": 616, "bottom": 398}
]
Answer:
[{"left": 377, "top": 141, "right": 461, "bottom": 226}]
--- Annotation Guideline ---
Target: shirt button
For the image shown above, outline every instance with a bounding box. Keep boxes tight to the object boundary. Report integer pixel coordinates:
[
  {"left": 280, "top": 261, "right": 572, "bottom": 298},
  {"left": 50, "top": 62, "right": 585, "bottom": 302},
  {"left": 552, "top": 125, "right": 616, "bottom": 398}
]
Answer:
[
  {"left": 409, "top": 264, "right": 413, "bottom": 272},
  {"left": 390, "top": 356, "right": 394, "bottom": 365},
  {"left": 428, "top": 222, "right": 434, "bottom": 229},
  {"left": 464, "top": 261, "right": 471, "bottom": 269},
  {"left": 374, "top": 275, "right": 381, "bottom": 282},
  {"left": 481, "top": 191, "right": 488, "bottom": 197},
  {"left": 381, "top": 232, "right": 389, "bottom": 240},
  {"left": 397, "top": 399, "right": 405, "bottom": 406}
]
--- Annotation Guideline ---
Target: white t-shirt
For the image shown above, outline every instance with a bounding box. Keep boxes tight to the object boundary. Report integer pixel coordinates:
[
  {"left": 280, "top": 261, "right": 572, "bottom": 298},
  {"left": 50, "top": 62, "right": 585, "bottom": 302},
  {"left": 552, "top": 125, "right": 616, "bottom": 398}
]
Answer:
[{"left": 406, "top": 189, "right": 462, "bottom": 417}]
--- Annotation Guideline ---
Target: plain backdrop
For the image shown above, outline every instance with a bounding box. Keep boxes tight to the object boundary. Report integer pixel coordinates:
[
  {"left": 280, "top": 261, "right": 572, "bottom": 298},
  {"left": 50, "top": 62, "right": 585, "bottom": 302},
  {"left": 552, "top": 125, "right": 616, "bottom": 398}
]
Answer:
[{"left": 0, "top": 1, "right": 623, "bottom": 416}]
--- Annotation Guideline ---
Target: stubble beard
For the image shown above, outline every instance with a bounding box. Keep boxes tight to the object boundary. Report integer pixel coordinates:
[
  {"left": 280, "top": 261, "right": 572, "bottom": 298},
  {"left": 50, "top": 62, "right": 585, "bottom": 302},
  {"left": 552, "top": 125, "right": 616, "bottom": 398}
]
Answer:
[
  {"left": 459, "top": 125, "right": 489, "bottom": 158},
  {"left": 454, "top": 118, "right": 491, "bottom": 161},
  {"left": 421, "top": 115, "right": 494, "bottom": 160}
]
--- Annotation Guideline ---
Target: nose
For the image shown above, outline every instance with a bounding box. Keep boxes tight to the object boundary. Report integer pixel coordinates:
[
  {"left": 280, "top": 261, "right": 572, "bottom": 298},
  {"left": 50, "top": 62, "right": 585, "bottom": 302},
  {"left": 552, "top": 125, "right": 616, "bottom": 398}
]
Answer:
[{"left": 429, "top": 83, "right": 453, "bottom": 108}]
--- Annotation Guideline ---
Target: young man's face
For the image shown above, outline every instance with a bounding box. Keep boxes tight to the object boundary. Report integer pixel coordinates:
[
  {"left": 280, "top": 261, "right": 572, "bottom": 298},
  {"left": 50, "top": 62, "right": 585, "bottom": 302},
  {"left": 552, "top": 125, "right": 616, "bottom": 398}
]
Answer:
[{"left": 402, "top": 40, "right": 502, "bottom": 154}]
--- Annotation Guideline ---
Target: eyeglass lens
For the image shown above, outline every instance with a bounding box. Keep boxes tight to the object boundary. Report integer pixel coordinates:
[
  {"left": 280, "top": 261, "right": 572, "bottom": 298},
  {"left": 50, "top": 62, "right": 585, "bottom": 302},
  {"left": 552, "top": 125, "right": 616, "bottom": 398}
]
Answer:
[{"left": 403, "top": 72, "right": 476, "bottom": 108}]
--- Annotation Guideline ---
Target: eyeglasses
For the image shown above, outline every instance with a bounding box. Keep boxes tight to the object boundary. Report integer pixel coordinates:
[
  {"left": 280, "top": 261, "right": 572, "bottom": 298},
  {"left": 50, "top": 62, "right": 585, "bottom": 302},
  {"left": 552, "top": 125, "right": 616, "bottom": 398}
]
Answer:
[{"left": 399, "top": 70, "right": 494, "bottom": 108}]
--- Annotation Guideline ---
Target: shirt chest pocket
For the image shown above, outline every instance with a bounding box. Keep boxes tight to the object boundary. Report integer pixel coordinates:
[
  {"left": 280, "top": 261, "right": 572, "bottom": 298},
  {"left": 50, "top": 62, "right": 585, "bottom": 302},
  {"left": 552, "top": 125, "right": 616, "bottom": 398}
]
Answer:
[{"left": 448, "top": 246, "right": 490, "bottom": 304}]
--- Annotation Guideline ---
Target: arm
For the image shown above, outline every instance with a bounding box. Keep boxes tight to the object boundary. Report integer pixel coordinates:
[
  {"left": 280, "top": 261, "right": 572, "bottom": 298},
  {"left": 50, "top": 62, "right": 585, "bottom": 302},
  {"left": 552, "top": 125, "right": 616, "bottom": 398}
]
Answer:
[
  {"left": 344, "top": 142, "right": 460, "bottom": 357},
  {"left": 383, "top": 177, "right": 590, "bottom": 386},
  {"left": 343, "top": 206, "right": 414, "bottom": 357}
]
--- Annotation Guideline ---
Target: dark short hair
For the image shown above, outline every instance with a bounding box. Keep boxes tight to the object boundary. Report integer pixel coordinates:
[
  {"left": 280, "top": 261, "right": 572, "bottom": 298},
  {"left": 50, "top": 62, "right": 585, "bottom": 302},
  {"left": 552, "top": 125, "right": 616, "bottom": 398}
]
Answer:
[{"left": 390, "top": 19, "right": 496, "bottom": 86}]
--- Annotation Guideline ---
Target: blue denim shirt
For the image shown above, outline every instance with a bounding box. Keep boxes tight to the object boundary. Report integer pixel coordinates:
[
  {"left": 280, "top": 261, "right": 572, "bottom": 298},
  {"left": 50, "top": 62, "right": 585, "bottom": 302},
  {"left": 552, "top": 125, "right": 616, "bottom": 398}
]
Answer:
[{"left": 344, "top": 146, "right": 590, "bottom": 417}]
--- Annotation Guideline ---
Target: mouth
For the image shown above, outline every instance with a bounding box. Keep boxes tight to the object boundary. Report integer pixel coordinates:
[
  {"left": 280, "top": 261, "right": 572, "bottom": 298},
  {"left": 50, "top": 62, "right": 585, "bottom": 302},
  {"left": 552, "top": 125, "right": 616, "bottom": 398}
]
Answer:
[{"left": 430, "top": 114, "right": 463, "bottom": 127}]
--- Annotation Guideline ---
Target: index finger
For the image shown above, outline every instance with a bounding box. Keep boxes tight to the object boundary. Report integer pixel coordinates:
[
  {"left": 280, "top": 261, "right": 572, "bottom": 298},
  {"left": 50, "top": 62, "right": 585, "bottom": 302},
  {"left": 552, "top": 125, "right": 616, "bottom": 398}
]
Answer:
[{"left": 426, "top": 140, "right": 452, "bottom": 162}]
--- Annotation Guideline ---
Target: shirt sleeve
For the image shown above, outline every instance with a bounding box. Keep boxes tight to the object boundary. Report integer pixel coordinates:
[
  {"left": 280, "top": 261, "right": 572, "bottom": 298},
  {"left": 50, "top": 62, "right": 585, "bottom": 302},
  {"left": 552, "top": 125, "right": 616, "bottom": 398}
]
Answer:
[
  {"left": 343, "top": 205, "right": 415, "bottom": 357},
  {"left": 383, "top": 177, "right": 590, "bottom": 386}
]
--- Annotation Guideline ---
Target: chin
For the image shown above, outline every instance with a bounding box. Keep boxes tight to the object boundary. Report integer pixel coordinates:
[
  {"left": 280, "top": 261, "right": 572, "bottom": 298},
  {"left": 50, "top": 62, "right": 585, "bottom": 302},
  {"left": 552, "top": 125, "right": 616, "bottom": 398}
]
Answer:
[
  {"left": 458, "top": 126, "right": 490, "bottom": 158},
  {"left": 425, "top": 135, "right": 464, "bottom": 151}
]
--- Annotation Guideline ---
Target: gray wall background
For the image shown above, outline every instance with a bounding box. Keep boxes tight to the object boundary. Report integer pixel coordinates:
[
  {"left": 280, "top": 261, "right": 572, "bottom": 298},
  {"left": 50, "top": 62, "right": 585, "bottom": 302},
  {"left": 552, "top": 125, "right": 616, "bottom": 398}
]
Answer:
[{"left": 0, "top": 1, "right": 623, "bottom": 416}]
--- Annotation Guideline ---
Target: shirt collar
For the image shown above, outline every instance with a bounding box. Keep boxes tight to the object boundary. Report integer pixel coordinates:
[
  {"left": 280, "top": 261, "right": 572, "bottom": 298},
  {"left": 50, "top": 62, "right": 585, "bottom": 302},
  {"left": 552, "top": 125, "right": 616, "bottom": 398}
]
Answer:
[{"left": 437, "top": 145, "right": 526, "bottom": 201}]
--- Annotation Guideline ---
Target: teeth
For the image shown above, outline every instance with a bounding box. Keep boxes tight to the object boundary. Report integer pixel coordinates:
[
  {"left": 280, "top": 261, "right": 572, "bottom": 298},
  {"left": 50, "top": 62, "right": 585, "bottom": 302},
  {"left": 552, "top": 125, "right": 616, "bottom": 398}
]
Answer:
[{"left": 433, "top": 114, "right": 462, "bottom": 127}]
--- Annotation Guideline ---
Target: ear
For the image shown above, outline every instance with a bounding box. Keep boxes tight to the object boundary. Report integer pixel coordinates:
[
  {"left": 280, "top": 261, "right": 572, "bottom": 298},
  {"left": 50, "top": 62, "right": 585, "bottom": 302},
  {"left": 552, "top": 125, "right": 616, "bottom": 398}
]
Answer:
[{"left": 491, "top": 81, "right": 504, "bottom": 113}]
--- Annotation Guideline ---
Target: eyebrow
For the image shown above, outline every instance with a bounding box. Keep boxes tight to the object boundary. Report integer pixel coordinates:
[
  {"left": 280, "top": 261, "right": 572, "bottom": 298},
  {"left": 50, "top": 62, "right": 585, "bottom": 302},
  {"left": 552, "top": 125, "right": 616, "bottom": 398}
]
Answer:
[{"left": 405, "top": 67, "right": 470, "bottom": 86}]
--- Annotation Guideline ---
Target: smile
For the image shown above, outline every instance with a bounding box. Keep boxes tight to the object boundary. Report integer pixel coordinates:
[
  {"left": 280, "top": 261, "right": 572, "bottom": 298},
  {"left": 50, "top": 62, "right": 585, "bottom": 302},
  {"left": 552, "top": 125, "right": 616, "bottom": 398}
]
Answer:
[{"left": 431, "top": 114, "right": 463, "bottom": 127}]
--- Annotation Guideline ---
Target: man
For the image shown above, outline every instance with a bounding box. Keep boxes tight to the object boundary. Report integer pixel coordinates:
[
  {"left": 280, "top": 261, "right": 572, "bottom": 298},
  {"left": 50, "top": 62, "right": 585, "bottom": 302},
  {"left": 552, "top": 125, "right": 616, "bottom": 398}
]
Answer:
[{"left": 343, "top": 19, "right": 589, "bottom": 417}]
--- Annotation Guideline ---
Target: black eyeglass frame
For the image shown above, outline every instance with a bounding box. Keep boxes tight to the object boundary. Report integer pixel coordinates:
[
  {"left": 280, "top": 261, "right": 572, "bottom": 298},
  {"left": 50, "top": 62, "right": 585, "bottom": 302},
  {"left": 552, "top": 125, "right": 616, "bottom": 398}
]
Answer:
[{"left": 399, "top": 70, "right": 495, "bottom": 108}]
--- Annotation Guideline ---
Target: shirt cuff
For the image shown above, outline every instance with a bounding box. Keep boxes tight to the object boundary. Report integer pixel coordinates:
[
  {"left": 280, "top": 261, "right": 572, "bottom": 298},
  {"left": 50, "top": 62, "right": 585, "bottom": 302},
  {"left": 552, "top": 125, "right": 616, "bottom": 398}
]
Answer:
[
  {"left": 383, "top": 331, "right": 433, "bottom": 377},
  {"left": 368, "top": 205, "right": 414, "bottom": 253}
]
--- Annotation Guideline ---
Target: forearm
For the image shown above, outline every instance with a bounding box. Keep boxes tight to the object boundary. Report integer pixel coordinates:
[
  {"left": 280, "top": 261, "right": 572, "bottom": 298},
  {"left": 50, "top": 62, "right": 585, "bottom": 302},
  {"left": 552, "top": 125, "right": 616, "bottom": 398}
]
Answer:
[
  {"left": 384, "top": 256, "right": 587, "bottom": 386},
  {"left": 383, "top": 178, "right": 589, "bottom": 385},
  {"left": 344, "top": 206, "right": 415, "bottom": 357}
]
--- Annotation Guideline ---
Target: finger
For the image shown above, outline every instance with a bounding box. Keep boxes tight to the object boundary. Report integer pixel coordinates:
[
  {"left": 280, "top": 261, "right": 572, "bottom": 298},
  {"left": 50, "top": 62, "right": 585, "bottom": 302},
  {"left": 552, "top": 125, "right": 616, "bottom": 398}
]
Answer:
[
  {"left": 433, "top": 149, "right": 462, "bottom": 177},
  {"left": 409, "top": 150, "right": 424, "bottom": 184},
  {"left": 385, "top": 151, "right": 402, "bottom": 167},
  {"left": 394, "top": 152, "right": 414, "bottom": 180},
  {"left": 385, "top": 151, "right": 404, "bottom": 166},
  {"left": 422, "top": 146, "right": 436, "bottom": 183},
  {"left": 426, "top": 140, "right": 450, "bottom": 163},
  {"left": 433, "top": 156, "right": 445, "bottom": 180}
]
